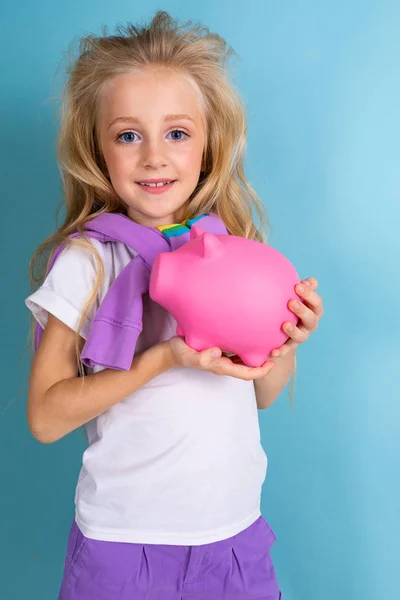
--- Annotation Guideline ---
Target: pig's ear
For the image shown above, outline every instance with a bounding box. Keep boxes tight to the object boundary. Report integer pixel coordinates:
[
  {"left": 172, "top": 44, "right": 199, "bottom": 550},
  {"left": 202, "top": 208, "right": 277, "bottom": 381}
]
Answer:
[
  {"left": 190, "top": 226, "right": 206, "bottom": 240},
  {"left": 200, "top": 232, "right": 224, "bottom": 259},
  {"left": 190, "top": 226, "right": 224, "bottom": 258}
]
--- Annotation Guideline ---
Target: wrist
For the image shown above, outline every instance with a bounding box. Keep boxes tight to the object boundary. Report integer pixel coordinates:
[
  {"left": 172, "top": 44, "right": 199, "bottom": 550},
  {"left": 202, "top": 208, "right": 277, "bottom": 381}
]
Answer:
[
  {"left": 160, "top": 340, "right": 178, "bottom": 370},
  {"left": 129, "top": 340, "right": 176, "bottom": 377}
]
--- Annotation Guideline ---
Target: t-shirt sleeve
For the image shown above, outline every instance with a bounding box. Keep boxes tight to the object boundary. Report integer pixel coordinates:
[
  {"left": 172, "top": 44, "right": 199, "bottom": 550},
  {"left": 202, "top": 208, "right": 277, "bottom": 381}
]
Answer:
[{"left": 25, "top": 240, "right": 105, "bottom": 340}]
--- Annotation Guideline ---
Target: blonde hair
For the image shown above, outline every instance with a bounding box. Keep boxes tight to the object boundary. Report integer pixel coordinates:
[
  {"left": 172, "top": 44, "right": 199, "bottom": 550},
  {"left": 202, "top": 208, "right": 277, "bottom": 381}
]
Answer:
[{"left": 29, "top": 10, "right": 296, "bottom": 404}]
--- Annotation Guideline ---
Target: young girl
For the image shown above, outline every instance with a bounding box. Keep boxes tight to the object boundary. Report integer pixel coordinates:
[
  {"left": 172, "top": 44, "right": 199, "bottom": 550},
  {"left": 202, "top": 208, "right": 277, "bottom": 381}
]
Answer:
[{"left": 26, "top": 11, "right": 323, "bottom": 600}]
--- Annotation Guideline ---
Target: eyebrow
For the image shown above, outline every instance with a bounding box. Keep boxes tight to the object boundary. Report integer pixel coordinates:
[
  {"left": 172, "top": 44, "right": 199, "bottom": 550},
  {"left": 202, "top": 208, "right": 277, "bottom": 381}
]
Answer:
[{"left": 108, "top": 114, "right": 195, "bottom": 130}]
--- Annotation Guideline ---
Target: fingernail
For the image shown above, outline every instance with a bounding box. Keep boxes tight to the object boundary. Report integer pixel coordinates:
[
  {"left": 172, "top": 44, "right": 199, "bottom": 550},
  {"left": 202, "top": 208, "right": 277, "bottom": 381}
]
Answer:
[
  {"left": 297, "top": 285, "right": 304, "bottom": 294},
  {"left": 286, "top": 324, "right": 294, "bottom": 333},
  {"left": 212, "top": 350, "right": 220, "bottom": 357},
  {"left": 304, "top": 280, "right": 311, "bottom": 286}
]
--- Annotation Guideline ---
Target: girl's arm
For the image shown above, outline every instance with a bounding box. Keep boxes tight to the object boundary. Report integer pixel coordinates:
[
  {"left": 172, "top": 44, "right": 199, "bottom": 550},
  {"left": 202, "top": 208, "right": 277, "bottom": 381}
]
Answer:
[
  {"left": 27, "top": 314, "right": 174, "bottom": 444},
  {"left": 253, "top": 348, "right": 296, "bottom": 410}
]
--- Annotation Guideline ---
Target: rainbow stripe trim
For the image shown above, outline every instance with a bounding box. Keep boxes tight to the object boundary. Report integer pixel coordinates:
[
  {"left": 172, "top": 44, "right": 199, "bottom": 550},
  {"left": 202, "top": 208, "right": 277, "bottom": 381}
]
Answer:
[{"left": 155, "top": 213, "right": 209, "bottom": 239}]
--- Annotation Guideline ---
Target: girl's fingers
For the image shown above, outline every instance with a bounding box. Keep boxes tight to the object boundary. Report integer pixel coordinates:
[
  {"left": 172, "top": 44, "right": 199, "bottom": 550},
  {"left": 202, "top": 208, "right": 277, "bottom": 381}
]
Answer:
[
  {"left": 213, "top": 355, "right": 276, "bottom": 380},
  {"left": 288, "top": 298, "right": 320, "bottom": 333},
  {"left": 273, "top": 338, "right": 298, "bottom": 357},
  {"left": 268, "top": 278, "right": 323, "bottom": 358},
  {"left": 283, "top": 320, "right": 311, "bottom": 343},
  {"left": 295, "top": 280, "right": 324, "bottom": 319},
  {"left": 303, "top": 277, "right": 318, "bottom": 291}
]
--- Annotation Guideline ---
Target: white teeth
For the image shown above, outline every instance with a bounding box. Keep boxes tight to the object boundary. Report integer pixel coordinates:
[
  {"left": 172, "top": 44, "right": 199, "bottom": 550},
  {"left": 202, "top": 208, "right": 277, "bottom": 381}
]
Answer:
[{"left": 139, "top": 181, "right": 173, "bottom": 188}]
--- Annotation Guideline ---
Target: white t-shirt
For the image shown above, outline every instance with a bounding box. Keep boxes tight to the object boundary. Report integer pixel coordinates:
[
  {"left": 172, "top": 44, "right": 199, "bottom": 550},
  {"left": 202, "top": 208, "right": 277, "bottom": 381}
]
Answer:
[{"left": 25, "top": 238, "right": 268, "bottom": 545}]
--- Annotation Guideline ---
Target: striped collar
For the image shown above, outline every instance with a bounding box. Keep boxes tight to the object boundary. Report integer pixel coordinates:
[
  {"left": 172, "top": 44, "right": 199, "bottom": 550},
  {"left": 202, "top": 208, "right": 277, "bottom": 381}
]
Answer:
[{"left": 155, "top": 214, "right": 209, "bottom": 239}]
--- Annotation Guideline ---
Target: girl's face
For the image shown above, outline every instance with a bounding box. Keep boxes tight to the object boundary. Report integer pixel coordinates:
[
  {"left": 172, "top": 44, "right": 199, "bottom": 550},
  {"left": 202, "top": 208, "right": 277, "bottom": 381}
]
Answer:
[{"left": 97, "top": 67, "right": 206, "bottom": 227}]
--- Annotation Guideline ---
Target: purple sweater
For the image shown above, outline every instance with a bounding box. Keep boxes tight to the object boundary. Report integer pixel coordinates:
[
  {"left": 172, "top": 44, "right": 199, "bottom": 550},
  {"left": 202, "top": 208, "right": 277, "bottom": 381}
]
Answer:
[{"left": 34, "top": 212, "right": 228, "bottom": 370}]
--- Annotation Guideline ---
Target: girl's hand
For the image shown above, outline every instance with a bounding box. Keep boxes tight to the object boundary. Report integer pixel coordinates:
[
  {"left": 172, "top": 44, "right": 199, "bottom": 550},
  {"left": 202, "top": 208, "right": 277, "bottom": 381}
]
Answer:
[
  {"left": 270, "top": 277, "right": 324, "bottom": 359},
  {"left": 166, "top": 335, "right": 277, "bottom": 381}
]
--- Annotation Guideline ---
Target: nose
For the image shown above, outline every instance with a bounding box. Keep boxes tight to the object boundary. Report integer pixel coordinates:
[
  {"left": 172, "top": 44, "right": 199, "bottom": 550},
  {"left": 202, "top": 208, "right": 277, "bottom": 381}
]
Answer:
[{"left": 141, "top": 138, "right": 168, "bottom": 170}]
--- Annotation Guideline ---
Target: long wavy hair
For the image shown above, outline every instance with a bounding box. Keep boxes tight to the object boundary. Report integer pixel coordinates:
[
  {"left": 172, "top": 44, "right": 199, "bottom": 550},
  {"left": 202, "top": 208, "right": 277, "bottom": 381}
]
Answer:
[{"left": 29, "top": 10, "right": 296, "bottom": 404}]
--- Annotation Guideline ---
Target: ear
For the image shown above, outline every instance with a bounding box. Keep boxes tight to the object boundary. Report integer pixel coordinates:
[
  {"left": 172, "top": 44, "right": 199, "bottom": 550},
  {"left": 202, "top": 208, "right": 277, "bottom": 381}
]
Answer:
[
  {"left": 190, "top": 227, "right": 224, "bottom": 259},
  {"left": 190, "top": 226, "right": 205, "bottom": 240}
]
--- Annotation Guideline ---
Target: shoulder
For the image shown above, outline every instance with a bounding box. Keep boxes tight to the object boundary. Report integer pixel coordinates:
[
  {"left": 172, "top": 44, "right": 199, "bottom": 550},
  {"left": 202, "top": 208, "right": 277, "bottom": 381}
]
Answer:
[
  {"left": 25, "top": 236, "right": 139, "bottom": 339},
  {"left": 25, "top": 238, "right": 131, "bottom": 339},
  {"left": 53, "top": 237, "right": 105, "bottom": 271},
  {"left": 53, "top": 237, "right": 136, "bottom": 279}
]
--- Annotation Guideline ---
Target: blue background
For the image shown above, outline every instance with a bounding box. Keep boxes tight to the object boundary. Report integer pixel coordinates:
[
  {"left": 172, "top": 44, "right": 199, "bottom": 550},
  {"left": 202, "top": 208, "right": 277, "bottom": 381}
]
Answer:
[{"left": 1, "top": 1, "right": 399, "bottom": 598}]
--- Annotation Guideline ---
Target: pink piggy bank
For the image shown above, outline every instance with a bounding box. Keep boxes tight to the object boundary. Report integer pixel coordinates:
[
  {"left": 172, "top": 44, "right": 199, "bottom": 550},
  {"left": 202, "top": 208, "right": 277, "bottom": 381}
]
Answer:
[{"left": 149, "top": 227, "right": 301, "bottom": 367}]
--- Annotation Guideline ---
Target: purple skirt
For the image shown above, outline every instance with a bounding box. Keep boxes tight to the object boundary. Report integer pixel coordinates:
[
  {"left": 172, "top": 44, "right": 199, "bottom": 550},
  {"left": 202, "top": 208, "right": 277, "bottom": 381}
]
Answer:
[{"left": 58, "top": 515, "right": 282, "bottom": 599}]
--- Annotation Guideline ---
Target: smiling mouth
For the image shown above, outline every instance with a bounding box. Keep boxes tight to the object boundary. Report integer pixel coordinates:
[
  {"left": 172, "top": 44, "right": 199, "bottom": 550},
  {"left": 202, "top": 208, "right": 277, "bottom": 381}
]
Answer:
[{"left": 137, "top": 180, "right": 176, "bottom": 188}]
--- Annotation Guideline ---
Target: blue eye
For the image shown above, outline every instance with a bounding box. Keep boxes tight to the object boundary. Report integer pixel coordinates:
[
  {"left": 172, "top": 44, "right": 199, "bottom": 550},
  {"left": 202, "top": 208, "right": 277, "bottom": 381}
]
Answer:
[
  {"left": 116, "top": 129, "right": 189, "bottom": 144},
  {"left": 117, "top": 131, "right": 138, "bottom": 143},
  {"left": 168, "top": 130, "right": 188, "bottom": 143}
]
